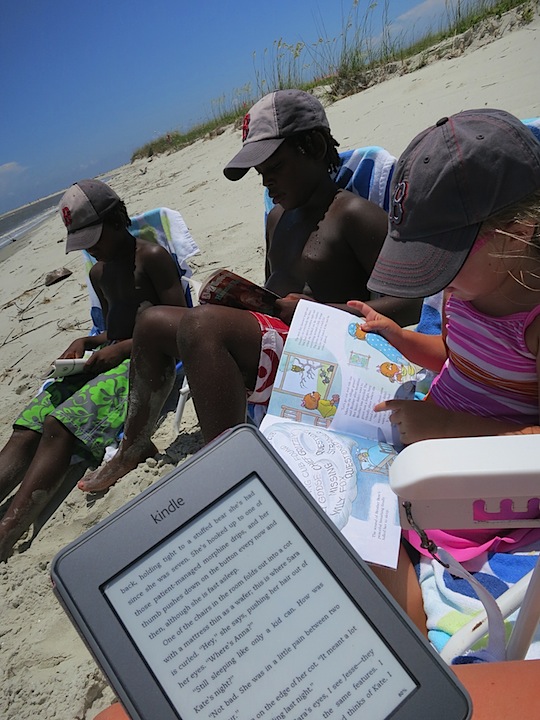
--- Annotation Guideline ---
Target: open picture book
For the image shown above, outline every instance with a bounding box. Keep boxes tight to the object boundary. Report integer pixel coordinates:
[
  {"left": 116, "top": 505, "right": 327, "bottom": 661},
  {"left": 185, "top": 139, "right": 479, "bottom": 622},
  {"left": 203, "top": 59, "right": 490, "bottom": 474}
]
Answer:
[
  {"left": 198, "top": 268, "right": 280, "bottom": 316},
  {"left": 260, "top": 300, "right": 429, "bottom": 569}
]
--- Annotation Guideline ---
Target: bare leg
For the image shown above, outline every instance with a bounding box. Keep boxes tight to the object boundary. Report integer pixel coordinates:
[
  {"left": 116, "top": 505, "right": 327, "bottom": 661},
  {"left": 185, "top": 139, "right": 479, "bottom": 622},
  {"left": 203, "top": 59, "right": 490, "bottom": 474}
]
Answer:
[
  {"left": 370, "top": 543, "right": 427, "bottom": 636},
  {"left": 0, "top": 427, "right": 41, "bottom": 505},
  {"left": 78, "top": 306, "right": 189, "bottom": 493},
  {"left": 0, "top": 417, "right": 75, "bottom": 561},
  {"left": 178, "top": 305, "right": 263, "bottom": 442}
]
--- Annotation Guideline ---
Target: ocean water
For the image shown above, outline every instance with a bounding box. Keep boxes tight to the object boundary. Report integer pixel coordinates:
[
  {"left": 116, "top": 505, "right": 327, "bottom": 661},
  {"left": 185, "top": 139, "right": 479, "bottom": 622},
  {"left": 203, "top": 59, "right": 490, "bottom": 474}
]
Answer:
[{"left": 0, "top": 191, "right": 65, "bottom": 254}]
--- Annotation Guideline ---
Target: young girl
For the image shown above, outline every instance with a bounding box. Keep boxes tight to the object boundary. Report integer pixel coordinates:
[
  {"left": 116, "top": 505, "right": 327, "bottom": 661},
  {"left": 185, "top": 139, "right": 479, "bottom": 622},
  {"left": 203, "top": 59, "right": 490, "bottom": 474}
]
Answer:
[{"left": 345, "top": 108, "right": 540, "bottom": 629}]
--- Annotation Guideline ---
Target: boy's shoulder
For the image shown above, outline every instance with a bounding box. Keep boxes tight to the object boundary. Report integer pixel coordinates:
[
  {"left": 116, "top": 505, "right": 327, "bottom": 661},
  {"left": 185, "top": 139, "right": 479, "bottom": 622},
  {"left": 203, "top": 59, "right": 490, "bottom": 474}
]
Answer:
[
  {"left": 89, "top": 259, "right": 104, "bottom": 279},
  {"left": 333, "top": 187, "right": 382, "bottom": 210},
  {"left": 135, "top": 237, "right": 175, "bottom": 264},
  {"left": 330, "top": 188, "right": 388, "bottom": 228}
]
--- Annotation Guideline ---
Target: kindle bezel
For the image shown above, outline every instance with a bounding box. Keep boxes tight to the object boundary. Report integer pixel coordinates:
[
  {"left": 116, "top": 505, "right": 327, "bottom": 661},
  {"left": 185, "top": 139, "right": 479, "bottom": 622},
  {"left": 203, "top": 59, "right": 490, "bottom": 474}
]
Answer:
[{"left": 51, "top": 425, "right": 470, "bottom": 720}]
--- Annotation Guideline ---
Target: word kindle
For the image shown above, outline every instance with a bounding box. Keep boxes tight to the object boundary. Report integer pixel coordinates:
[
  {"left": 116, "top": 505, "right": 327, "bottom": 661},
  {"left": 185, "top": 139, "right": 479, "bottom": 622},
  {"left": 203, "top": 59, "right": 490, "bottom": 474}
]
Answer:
[{"left": 51, "top": 425, "right": 470, "bottom": 720}]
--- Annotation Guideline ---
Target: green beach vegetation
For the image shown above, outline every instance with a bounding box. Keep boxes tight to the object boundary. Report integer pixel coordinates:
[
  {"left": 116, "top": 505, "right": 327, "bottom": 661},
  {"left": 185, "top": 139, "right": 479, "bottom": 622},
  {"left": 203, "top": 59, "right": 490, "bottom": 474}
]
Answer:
[{"left": 131, "top": 0, "right": 535, "bottom": 161}]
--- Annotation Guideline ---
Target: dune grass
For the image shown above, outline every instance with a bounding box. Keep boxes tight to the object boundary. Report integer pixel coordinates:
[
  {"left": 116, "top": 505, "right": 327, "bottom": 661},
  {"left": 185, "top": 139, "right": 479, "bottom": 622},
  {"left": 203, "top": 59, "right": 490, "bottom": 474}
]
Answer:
[{"left": 131, "top": 0, "right": 534, "bottom": 161}]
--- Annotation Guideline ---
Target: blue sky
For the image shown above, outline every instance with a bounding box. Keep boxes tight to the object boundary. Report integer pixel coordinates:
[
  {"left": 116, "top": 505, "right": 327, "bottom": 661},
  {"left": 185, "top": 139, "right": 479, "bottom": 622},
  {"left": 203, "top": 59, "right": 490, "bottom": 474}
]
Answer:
[{"left": 1, "top": 0, "right": 458, "bottom": 214}]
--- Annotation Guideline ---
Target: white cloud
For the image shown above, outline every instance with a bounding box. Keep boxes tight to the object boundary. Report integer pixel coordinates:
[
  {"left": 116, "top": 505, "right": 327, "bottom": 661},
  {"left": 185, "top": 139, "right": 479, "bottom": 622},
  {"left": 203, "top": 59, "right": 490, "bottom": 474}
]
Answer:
[
  {"left": 394, "top": 0, "right": 448, "bottom": 26},
  {"left": 388, "top": 0, "right": 470, "bottom": 42},
  {"left": 0, "top": 161, "right": 26, "bottom": 177}
]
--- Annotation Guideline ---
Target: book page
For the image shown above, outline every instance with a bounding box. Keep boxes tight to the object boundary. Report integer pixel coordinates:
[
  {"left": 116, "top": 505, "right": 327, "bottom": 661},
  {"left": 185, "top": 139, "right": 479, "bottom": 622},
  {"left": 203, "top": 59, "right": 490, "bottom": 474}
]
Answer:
[
  {"left": 265, "top": 300, "right": 424, "bottom": 444},
  {"left": 260, "top": 416, "right": 401, "bottom": 569},
  {"left": 258, "top": 301, "right": 427, "bottom": 569},
  {"left": 105, "top": 477, "right": 415, "bottom": 717}
]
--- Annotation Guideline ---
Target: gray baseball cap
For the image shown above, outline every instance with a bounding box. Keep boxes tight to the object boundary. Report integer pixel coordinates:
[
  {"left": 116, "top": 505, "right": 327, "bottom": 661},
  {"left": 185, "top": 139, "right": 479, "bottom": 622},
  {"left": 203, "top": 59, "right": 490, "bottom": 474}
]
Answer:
[
  {"left": 223, "top": 89, "right": 330, "bottom": 180},
  {"left": 368, "top": 109, "right": 540, "bottom": 298},
  {"left": 59, "top": 179, "right": 121, "bottom": 253}
]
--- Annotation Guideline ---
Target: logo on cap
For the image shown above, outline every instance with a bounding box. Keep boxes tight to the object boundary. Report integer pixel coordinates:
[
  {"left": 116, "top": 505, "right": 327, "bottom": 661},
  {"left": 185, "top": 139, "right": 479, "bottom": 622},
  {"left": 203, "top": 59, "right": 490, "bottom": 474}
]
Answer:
[
  {"left": 62, "top": 207, "right": 73, "bottom": 227},
  {"left": 391, "top": 181, "right": 407, "bottom": 225},
  {"left": 242, "top": 113, "right": 251, "bottom": 142}
]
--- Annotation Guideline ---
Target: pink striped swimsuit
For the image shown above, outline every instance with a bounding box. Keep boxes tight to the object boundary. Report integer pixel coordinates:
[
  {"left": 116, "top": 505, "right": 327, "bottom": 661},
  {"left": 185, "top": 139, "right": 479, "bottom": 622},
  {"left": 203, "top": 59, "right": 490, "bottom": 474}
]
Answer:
[
  {"left": 407, "top": 296, "right": 540, "bottom": 560},
  {"left": 429, "top": 296, "right": 540, "bottom": 425}
]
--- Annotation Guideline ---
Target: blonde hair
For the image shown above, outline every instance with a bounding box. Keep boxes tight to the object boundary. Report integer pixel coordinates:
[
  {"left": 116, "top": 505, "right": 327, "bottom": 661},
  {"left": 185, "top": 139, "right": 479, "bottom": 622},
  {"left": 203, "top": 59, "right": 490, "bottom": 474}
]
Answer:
[
  {"left": 482, "top": 188, "right": 540, "bottom": 253},
  {"left": 481, "top": 188, "right": 540, "bottom": 290}
]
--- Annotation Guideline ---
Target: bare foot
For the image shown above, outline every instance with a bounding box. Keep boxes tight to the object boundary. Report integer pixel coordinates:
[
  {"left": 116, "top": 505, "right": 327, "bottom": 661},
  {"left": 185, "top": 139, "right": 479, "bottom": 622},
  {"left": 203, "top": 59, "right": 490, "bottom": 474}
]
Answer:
[
  {"left": 0, "top": 489, "right": 51, "bottom": 562},
  {"left": 0, "top": 520, "right": 26, "bottom": 562},
  {"left": 78, "top": 442, "right": 158, "bottom": 493}
]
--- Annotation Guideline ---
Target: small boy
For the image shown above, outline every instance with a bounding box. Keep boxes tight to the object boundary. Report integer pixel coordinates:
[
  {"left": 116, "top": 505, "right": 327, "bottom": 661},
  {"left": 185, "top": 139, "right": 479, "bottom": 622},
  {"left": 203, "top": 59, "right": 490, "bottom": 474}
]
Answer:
[{"left": 0, "top": 179, "right": 187, "bottom": 560}]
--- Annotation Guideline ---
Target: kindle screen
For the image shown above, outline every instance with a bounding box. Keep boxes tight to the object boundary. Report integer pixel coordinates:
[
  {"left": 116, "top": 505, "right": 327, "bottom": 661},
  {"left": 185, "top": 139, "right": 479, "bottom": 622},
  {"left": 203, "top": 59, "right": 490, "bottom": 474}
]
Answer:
[{"left": 104, "top": 474, "right": 416, "bottom": 719}]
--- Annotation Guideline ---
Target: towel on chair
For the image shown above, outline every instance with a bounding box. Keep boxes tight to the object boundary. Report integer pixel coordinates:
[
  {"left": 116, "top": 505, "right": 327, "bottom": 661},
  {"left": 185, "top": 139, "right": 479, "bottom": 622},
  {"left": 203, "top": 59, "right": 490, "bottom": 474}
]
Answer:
[
  {"left": 129, "top": 207, "right": 199, "bottom": 284},
  {"left": 417, "top": 544, "right": 540, "bottom": 661},
  {"left": 332, "top": 145, "right": 396, "bottom": 211}
]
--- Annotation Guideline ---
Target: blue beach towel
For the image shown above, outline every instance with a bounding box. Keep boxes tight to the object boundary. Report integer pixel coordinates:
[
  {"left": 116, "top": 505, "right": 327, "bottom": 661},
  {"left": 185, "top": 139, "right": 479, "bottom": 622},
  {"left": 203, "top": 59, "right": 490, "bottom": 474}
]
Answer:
[{"left": 417, "top": 544, "right": 540, "bottom": 662}]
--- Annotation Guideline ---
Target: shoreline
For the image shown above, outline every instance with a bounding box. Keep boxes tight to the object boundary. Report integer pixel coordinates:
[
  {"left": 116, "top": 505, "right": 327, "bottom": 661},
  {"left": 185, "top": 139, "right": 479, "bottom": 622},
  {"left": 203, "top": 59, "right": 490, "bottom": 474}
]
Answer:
[{"left": 0, "top": 10, "right": 540, "bottom": 719}]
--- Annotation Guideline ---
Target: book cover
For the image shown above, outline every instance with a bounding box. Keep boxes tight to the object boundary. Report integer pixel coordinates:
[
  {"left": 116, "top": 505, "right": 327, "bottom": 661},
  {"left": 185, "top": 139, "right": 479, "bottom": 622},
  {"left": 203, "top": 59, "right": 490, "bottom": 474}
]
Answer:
[
  {"left": 198, "top": 268, "right": 281, "bottom": 316},
  {"left": 45, "top": 352, "right": 94, "bottom": 379},
  {"left": 260, "top": 300, "right": 427, "bottom": 569}
]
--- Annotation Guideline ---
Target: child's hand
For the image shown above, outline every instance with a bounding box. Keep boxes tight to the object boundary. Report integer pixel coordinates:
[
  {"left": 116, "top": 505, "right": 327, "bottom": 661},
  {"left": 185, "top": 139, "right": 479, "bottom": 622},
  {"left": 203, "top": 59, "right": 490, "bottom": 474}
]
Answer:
[
  {"left": 374, "top": 399, "right": 451, "bottom": 444},
  {"left": 346, "top": 301, "right": 403, "bottom": 345},
  {"left": 59, "top": 338, "right": 87, "bottom": 359}
]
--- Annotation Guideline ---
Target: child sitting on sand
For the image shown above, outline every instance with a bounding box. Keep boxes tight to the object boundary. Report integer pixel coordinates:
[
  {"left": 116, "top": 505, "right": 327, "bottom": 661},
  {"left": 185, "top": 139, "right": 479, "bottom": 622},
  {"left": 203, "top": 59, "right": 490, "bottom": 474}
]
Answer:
[
  {"left": 0, "top": 179, "right": 188, "bottom": 561},
  {"left": 78, "top": 89, "right": 421, "bottom": 493}
]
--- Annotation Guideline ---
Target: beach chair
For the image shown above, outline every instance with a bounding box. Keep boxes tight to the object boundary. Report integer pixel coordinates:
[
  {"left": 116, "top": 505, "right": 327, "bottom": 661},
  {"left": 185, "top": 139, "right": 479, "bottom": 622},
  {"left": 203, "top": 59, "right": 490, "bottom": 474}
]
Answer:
[
  {"left": 390, "top": 434, "right": 540, "bottom": 657},
  {"left": 388, "top": 434, "right": 540, "bottom": 715}
]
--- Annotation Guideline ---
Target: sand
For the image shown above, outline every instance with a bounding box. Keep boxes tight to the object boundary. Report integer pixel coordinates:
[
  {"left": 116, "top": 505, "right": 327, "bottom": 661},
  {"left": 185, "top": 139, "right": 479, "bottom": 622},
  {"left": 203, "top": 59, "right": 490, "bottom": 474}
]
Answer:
[{"left": 1, "top": 9, "right": 539, "bottom": 718}]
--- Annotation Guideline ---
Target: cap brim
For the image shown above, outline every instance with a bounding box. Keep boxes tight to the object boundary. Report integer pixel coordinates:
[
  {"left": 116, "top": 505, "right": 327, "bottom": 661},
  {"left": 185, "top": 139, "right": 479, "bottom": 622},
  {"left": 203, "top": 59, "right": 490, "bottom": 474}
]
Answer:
[
  {"left": 65, "top": 222, "right": 103, "bottom": 254},
  {"left": 367, "top": 223, "right": 481, "bottom": 298},
  {"left": 223, "top": 138, "right": 286, "bottom": 180}
]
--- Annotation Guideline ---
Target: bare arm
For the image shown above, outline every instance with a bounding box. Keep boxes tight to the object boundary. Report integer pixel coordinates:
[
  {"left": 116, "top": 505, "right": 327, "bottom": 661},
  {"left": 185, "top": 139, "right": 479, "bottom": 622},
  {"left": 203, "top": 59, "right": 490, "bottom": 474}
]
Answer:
[
  {"left": 347, "top": 300, "right": 447, "bottom": 371},
  {"left": 141, "top": 243, "right": 187, "bottom": 307},
  {"left": 374, "top": 398, "right": 538, "bottom": 445},
  {"left": 89, "top": 262, "right": 110, "bottom": 325},
  {"left": 372, "top": 312, "right": 540, "bottom": 445},
  {"left": 264, "top": 205, "right": 285, "bottom": 285}
]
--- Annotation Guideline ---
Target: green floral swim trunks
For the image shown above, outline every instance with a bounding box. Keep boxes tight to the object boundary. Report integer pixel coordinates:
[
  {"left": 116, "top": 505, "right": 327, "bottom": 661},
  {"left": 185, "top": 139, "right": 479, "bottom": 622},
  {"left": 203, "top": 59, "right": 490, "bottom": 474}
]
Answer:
[{"left": 15, "top": 360, "right": 130, "bottom": 464}]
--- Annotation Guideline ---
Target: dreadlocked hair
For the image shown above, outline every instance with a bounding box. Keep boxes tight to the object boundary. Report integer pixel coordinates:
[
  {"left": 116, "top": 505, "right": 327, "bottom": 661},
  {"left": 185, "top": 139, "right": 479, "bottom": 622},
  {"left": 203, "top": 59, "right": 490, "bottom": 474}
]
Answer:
[
  {"left": 101, "top": 200, "right": 131, "bottom": 229},
  {"left": 287, "top": 128, "right": 341, "bottom": 174}
]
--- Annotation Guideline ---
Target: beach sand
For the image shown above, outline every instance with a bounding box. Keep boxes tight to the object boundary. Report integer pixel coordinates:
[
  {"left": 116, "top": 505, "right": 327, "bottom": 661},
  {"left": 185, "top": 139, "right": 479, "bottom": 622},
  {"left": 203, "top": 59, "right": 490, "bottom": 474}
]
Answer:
[{"left": 1, "top": 10, "right": 539, "bottom": 718}]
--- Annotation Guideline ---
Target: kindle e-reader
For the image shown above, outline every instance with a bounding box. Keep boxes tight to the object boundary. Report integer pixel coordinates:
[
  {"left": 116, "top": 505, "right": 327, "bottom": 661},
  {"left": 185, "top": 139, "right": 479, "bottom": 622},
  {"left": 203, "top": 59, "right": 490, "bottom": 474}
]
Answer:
[{"left": 51, "top": 425, "right": 471, "bottom": 720}]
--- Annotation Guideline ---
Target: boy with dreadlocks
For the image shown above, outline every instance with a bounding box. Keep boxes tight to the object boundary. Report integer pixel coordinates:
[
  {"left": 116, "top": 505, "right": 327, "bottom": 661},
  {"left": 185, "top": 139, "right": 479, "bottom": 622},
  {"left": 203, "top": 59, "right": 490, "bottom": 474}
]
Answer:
[
  {"left": 80, "top": 90, "right": 420, "bottom": 492},
  {"left": 0, "top": 180, "right": 187, "bottom": 560}
]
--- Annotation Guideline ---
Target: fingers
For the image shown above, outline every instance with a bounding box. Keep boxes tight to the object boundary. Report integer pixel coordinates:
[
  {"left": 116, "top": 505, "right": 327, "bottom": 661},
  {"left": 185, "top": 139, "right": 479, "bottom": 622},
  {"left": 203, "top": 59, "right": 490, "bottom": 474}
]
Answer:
[
  {"left": 346, "top": 300, "right": 371, "bottom": 316},
  {"left": 374, "top": 400, "right": 406, "bottom": 439},
  {"left": 84, "top": 352, "right": 99, "bottom": 370},
  {"left": 374, "top": 400, "right": 402, "bottom": 413}
]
